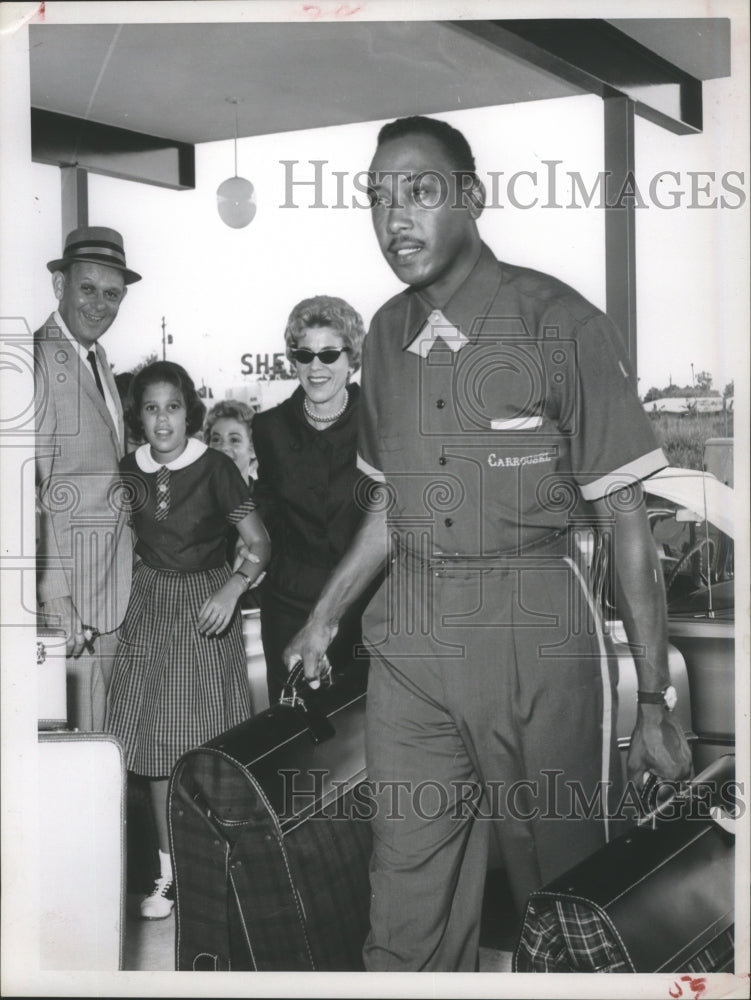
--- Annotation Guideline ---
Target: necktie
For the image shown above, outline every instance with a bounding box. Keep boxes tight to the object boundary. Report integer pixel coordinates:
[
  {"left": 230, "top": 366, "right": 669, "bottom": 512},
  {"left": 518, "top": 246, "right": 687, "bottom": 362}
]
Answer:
[
  {"left": 155, "top": 466, "right": 171, "bottom": 521},
  {"left": 87, "top": 350, "right": 106, "bottom": 400}
]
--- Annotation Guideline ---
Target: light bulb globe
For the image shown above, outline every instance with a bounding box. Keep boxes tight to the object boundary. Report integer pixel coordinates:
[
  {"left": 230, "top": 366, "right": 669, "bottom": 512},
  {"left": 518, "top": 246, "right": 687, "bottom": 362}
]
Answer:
[{"left": 217, "top": 176, "right": 256, "bottom": 228}]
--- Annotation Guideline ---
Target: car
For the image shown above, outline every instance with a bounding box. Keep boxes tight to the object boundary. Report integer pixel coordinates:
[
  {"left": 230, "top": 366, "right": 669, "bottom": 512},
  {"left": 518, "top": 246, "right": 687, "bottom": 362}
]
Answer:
[{"left": 608, "top": 459, "right": 735, "bottom": 775}]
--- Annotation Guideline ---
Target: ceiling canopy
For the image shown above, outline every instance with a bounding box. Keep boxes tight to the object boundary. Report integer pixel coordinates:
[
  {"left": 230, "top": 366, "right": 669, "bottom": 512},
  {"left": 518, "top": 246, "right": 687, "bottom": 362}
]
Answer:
[{"left": 29, "top": 19, "right": 729, "bottom": 146}]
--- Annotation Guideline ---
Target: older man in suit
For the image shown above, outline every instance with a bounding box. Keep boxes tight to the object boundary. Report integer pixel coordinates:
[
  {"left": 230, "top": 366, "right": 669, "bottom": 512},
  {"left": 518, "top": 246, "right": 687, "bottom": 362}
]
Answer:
[{"left": 35, "top": 226, "right": 141, "bottom": 730}]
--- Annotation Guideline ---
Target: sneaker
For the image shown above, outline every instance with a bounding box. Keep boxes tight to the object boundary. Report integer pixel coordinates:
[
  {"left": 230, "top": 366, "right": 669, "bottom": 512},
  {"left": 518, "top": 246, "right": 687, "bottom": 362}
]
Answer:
[{"left": 140, "top": 875, "right": 174, "bottom": 920}]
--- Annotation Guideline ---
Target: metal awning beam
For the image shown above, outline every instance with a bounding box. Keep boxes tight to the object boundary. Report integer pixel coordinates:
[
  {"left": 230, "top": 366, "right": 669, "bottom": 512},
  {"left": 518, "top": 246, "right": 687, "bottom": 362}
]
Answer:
[
  {"left": 451, "top": 19, "right": 704, "bottom": 135},
  {"left": 31, "top": 108, "right": 195, "bottom": 191}
]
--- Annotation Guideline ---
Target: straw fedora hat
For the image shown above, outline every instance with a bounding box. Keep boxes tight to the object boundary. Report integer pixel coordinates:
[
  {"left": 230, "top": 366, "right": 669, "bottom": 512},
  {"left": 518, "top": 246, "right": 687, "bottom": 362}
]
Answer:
[{"left": 47, "top": 226, "right": 142, "bottom": 284}]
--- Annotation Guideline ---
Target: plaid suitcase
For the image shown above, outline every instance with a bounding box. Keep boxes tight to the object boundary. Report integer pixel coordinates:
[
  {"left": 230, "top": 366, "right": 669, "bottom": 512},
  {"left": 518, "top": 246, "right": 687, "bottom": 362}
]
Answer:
[
  {"left": 514, "top": 755, "right": 736, "bottom": 974},
  {"left": 168, "top": 661, "right": 371, "bottom": 971}
]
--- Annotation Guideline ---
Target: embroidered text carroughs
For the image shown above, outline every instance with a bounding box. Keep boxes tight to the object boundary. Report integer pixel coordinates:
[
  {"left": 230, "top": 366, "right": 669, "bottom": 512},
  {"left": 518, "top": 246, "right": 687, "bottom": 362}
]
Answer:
[{"left": 487, "top": 451, "right": 553, "bottom": 468}]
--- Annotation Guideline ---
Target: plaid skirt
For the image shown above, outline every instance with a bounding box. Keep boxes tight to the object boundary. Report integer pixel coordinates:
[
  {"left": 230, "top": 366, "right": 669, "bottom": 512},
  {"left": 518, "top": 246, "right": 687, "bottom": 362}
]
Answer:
[{"left": 106, "top": 562, "right": 252, "bottom": 777}]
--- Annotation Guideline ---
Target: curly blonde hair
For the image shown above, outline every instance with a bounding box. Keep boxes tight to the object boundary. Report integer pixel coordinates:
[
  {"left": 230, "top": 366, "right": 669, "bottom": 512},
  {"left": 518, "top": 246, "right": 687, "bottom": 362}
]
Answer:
[{"left": 284, "top": 295, "right": 366, "bottom": 371}]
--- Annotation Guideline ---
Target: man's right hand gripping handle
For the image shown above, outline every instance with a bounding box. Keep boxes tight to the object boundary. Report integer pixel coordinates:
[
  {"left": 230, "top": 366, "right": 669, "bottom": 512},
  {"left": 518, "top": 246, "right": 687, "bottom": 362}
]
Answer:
[{"left": 283, "top": 617, "right": 339, "bottom": 691}]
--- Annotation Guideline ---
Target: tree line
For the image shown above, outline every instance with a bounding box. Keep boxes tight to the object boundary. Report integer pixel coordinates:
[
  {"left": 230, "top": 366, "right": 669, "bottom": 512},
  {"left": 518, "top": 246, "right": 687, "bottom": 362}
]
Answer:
[{"left": 642, "top": 373, "right": 733, "bottom": 403}]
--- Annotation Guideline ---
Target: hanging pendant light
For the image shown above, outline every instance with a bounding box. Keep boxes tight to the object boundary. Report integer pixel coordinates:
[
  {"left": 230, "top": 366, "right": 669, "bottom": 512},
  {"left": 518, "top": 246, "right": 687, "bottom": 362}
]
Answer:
[{"left": 217, "top": 98, "right": 256, "bottom": 229}]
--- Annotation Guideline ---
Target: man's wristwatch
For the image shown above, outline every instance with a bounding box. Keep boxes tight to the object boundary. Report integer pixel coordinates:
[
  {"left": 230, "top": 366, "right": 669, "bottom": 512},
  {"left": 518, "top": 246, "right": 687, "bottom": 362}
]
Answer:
[{"left": 637, "top": 685, "right": 678, "bottom": 711}]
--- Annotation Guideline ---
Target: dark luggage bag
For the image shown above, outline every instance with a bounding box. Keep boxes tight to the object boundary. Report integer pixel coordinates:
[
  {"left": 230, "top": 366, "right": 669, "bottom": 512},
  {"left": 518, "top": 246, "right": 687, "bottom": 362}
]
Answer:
[
  {"left": 514, "top": 754, "right": 736, "bottom": 973},
  {"left": 169, "top": 661, "right": 372, "bottom": 971}
]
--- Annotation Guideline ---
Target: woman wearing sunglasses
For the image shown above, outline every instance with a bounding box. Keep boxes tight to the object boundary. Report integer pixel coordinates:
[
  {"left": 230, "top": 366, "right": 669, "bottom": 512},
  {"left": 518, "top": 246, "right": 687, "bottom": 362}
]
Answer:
[{"left": 251, "top": 295, "right": 376, "bottom": 702}]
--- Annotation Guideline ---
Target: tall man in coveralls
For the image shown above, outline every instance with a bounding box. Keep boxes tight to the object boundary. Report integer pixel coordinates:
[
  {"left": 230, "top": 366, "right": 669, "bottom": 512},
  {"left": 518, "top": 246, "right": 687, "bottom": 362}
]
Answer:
[{"left": 285, "top": 116, "right": 692, "bottom": 971}]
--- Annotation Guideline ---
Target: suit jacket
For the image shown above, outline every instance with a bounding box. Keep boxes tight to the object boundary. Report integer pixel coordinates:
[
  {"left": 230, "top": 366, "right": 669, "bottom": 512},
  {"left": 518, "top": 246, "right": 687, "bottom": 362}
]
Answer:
[{"left": 35, "top": 314, "right": 133, "bottom": 633}]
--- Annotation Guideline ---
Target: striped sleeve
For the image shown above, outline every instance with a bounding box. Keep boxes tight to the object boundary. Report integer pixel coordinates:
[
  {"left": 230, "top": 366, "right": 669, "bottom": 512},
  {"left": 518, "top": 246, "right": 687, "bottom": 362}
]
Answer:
[
  {"left": 210, "top": 451, "right": 255, "bottom": 522},
  {"left": 226, "top": 497, "right": 257, "bottom": 524}
]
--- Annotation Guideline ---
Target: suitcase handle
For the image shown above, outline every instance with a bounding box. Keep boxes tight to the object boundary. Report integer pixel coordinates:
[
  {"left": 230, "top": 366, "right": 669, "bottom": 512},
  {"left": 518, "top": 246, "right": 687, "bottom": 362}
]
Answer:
[
  {"left": 280, "top": 660, "right": 333, "bottom": 705},
  {"left": 279, "top": 661, "right": 336, "bottom": 745},
  {"left": 638, "top": 755, "right": 737, "bottom": 833}
]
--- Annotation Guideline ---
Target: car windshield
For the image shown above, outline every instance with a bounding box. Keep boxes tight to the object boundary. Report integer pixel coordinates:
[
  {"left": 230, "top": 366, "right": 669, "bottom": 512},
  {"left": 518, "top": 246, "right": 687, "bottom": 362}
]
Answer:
[
  {"left": 594, "top": 454, "right": 735, "bottom": 625},
  {"left": 648, "top": 494, "right": 734, "bottom": 617}
]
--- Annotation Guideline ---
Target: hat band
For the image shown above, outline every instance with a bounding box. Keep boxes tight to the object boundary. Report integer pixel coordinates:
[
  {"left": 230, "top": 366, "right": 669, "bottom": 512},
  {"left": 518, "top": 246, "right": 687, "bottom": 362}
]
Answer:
[{"left": 64, "top": 241, "right": 127, "bottom": 267}]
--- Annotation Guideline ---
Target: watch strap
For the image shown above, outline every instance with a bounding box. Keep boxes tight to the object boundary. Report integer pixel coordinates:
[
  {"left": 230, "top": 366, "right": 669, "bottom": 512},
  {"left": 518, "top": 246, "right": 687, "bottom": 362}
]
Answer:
[
  {"left": 637, "top": 689, "right": 666, "bottom": 705},
  {"left": 637, "top": 685, "right": 677, "bottom": 710},
  {"left": 233, "top": 569, "right": 252, "bottom": 591}
]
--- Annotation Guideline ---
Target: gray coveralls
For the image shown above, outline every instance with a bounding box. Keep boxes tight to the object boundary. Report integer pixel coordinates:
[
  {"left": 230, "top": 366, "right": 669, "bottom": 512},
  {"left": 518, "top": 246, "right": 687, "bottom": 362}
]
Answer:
[{"left": 355, "top": 244, "right": 667, "bottom": 971}]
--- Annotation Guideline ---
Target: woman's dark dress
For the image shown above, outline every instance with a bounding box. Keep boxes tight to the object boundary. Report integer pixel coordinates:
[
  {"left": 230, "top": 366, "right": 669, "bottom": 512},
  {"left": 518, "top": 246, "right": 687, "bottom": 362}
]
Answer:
[{"left": 251, "top": 384, "right": 377, "bottom": 701}]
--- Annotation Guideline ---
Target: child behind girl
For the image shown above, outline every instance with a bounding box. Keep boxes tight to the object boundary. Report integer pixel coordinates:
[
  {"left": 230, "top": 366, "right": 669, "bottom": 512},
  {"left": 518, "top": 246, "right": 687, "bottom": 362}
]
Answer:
[
  {"left": 205, "top": 398, "right": 258, "bottom": 484},
  {"left": 106, "top": 361, "right": 270, "bottom": 920}
]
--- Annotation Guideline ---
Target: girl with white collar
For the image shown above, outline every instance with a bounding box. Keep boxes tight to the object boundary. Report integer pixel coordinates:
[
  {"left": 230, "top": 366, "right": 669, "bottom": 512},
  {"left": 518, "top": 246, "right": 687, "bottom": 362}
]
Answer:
[{"left": 106, "top": 361, "right": 270, "bottom": 920}]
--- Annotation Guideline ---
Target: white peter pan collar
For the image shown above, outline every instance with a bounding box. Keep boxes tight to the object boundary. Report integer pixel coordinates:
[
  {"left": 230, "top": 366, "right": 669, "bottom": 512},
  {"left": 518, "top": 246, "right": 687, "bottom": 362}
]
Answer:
[{"left": 134, "top": 437, "right": 207, "bottom": 472}]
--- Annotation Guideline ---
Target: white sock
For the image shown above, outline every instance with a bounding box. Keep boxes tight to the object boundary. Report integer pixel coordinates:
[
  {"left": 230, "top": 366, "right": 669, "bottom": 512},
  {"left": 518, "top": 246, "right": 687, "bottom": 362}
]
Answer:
[{"left": 159, "top": 849, "right": 172, "bottom": 881}]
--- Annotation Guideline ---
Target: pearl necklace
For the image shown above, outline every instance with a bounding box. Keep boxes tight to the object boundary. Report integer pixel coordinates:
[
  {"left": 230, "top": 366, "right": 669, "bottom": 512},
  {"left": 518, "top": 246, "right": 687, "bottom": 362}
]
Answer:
[{"left": 304, "top": 394, "right": 348, "bottom": 425}]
